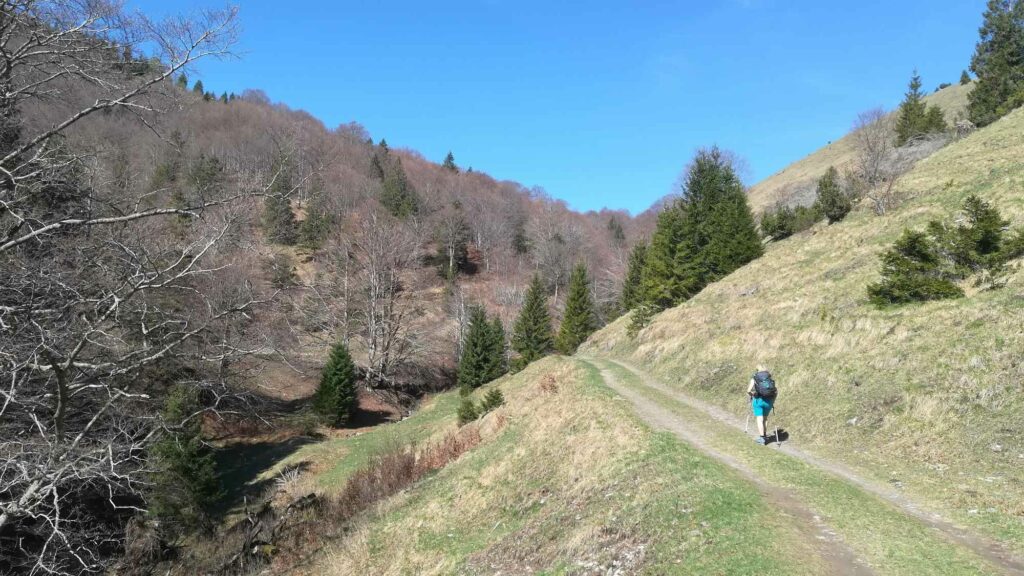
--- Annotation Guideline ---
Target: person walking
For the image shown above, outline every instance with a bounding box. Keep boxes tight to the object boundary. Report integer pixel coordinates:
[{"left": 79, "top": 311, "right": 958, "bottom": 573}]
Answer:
[{"left": 747, "top": 365, "right": 777, "bottom": 445}]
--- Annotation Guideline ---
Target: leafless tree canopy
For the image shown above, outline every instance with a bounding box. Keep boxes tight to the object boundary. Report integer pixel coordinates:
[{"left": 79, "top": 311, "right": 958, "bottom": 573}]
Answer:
[{"left": 0, "top": 2, "right": 244, "bottom": 573}]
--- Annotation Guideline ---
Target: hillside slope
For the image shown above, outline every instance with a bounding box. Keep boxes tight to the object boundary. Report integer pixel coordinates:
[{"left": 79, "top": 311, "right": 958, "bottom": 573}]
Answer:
[
  {"left": 747, "top": 83, "right": 973, "bottom": 213},
  {"left": 582, "top": 104, "right": 1024, "bottom": 553}
]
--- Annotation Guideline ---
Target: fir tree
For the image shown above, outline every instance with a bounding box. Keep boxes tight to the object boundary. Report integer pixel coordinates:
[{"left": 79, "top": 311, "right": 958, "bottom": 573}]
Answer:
[
  {"left": 556, "top": 263, "right": 597, "bottom": 354},
  {"left": 511, "top": 275, "right": 553, "bottom": 370},
  {"left": 262, "top": 155, "right": 298, "bottom": 244},
  {"left": 637, "top": 201, "right": 688, "bottom": 312},
  {"left": 374, "top": 152, "right": 420, "bottom": 219},
  {"left": 458, "top": 306, "right": 501, "bottom": 392},
  {"left": 923, "top": 105, "right": 948, "bottom": 134},
  {"left": 148, "top": 385, "right": 222, "bottom": 534},
  {"left": 961, "top": 70, "right": 972, "bottom": 85},
  {"left": 220, "top": 92, "right": 228, "bottom": 104},
  {"left": 176, "top": 73, "right": 188, "bottom": 89},
  {"left": 868, "top": 230, "right": 964, "bottom": 305},
  {"left": 443, "top": 151, "right": 458, "bottom": 172},
  {"left": 485, "top": 316, "right": 508, "bottom": 382},
  {"left": 607, "top": 217, "right": 626, "bottom": 247},
  {"left": 479, "top": 388, "right": 505, "bottom": 413},
  {"left": 192, "top": 79, "right": 204, "bottom": 94},
  {"left": 895, "top": 71, "right": 936, "bottom": 146},
  {"left": 816, "top": 166, "right": 851, "bottom": 223},
  {"left": 968, "top": 0, "right": 1024, "bottom": 126},
  {"left": 299, "top": 177, "right": 333, "bottom": 249},
  {"left": 456, "top": 397, "right": 479, "bottom": 425},
  {"left": 313, "top": 342, "right": 358, "bottom": 427},
  {"left": 620, "top": 242, "right": 647, "bottom": 310}
]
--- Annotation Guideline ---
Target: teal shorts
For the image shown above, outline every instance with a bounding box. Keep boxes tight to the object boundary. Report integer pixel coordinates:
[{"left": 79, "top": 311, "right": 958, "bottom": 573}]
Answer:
[{"left": 752, "top": 397, "right": 773, "bottom": 417}]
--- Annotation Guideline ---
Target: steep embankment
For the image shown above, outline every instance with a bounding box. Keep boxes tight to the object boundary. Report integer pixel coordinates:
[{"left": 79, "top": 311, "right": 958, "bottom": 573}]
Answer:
[
  {"left": 582, "top": 104, "right": 1024, "bottom": 557},
  {"left": 747, "top": 83, "right": 972, "bottom": 213}
]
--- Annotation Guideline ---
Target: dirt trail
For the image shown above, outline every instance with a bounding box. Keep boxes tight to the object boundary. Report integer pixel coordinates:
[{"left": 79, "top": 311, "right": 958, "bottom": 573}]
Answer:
[
  {"left": 589, "top": 361, "right": 875, "bottom": 576},
  {"left": 586, "top": 356, "right": 1024, "bottom": 576}
]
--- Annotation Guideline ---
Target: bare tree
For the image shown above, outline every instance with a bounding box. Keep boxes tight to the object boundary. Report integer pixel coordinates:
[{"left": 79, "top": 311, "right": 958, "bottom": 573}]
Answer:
[
  {"left": 349, "top": 208, "right": 420, "bottom": 387},
  {"left": 851, "top": 108, "right": 894, "bottom": 189},
  {"left": 0, "top": 2, "right": 246, "bottom": 573}
]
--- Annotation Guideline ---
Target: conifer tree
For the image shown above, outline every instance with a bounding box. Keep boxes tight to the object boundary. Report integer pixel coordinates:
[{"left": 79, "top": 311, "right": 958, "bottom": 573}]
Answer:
[
  {"left": 192, "top": 79, "right": 204, "bottom": 94},
  {"left": 960, "top": 70, "right": 972, "bottom": 85},
  {"left": 816, "top": 166, "right": 851, "bottom": 223},
  {"left": 556, "top": 263, "right": 598, "bottom": 354},
  {"left": 637, "top": 201, "right": 688, "bottom": 312},
  {"left": 373, "top": 151, "right": 420, "bottom": 218},
  {"left": 176, "top": 73, "right": 188, "bottom": 89},
  {"left": 443, "top": 151, "right": 458, "bottom": 172},
  {"left": 620, "top": 242, "right": 647, "bottom": 311},
  {"left": 607, "top": 217, "right": 626, "bottom": 247},
  {"left": 895, "top": 71, "right": 929, "bottom": 146},
  {"left": 457, "top": 397, "right": 479, "bottom": 425},
  {"left": 313, "top": 342, "right": 358, "bottom": 426},
  {"left": 148, "top": 385, "right": 222, "bottom": 534},
  {"left": 458, "top": 306, "right": 499, "bottom": 392},
  {"left": 968, "top": 0, "right": 1024, "bottom": 126},
  {"left": 511, "top": 275, "right": 553, "bottom": 370},
  {"left": 485, "top": 316, "right": 508, "bottom": 382},
  {"left": 220, "top": 92, "right": 228, "bottom": 103},
  {"left": 868, "top": 230, "right": 964, "bottom": 305},
  {"left": 262, "top": 154, "right": 298, "bottom": 244}
]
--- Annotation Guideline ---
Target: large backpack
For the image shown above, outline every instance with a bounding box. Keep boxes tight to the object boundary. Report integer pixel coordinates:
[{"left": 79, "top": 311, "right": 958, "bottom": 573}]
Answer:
[{"left": 753, "top": 371, "right": 778, "bottom": 400}]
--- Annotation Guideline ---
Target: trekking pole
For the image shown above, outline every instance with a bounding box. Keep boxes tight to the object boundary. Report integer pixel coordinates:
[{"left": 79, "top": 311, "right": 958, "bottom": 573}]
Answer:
[
  {"left": 744, "top": 397, "right": 751, "bottom": 435},
  {"left": 774, "top": 403, "right": 781, "bottom": 447}
]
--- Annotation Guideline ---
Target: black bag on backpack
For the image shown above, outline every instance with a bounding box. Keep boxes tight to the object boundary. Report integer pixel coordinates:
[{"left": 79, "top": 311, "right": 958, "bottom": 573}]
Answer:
[{"left": 753, "top": 371, "right": 778, "bottom": 400}]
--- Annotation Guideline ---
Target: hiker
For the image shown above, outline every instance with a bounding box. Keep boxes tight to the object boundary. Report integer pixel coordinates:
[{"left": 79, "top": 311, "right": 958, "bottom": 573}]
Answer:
[{"left": 747, "top": 365, "right": 777, "bottom": 445}]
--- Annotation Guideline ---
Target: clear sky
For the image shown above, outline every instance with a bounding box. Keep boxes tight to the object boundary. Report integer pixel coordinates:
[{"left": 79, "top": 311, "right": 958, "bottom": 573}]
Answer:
[{"left": 132, "top": 0, "right": 985, "bottom": 214}]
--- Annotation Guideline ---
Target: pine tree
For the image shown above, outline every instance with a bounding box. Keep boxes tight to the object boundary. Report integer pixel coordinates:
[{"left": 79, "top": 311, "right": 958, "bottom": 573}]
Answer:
[
  {"left": 511, "top": 275, "right": 553, "bottom": 370},
  {"left": 220, "top": 92, "right": 228, "bottom": 104},
  {"left": 192, "top": 79, "right": 204, "bottom": 94},
  {"left": 968, "top": 0, "right": 1024, "bottom": 126},
  {"left": 458, "top": 306, "right": 500, "bottom": 392},
  {"left": 148, "top": 385, "right": 222, "bottom": 534},
  {"left": 443, "top": 151, "right": 458, "bottom": 172},
  {"left": 262, "top": 155, "right": 298, "bottom": 244},
  {"left": 637, "top": 201, "right": 688, "bottom": 312},
  {"left": 816, "top": 166, "right": 851, "bottom": 224},
  {"left": 923, "top": 105, "right": 948, "bottom": 134},
  {"left": 556, "top": 263, "right": 597, "bottom": 354},
  {"left": 375, "top": 152, "right": 420, "bottom": 219},
  {"left": 961, "top": 70, "right": 972, "bottom": 85},
  {"left": 299, "top": 177, "right": 333, "bottom": 249},
  {"left": 313, "top": 342, "right": 358, "bottom": 426},
  {"left": 895, "top": 71, "right": 929, "bottom": 146},
  {"left": 485, "top": 316, "right": 508, "bottom": 382},
  {"left": 607, "top": 217, "right": 626, "bottom": 247},
  {"left": 620, "top": 242, "right": 647, "bottom": 310},
  {"left": 176, "top": 73, "right": 188, "bottom": 89},
  {"left": 479, "top": 388, "right": 505, "bottom": 413},
  {"left": 867, "top": 230, "right": 964, "bottom": 305},
  {"left": 456, "top": 397, "right": 479, "bottom": 425}
]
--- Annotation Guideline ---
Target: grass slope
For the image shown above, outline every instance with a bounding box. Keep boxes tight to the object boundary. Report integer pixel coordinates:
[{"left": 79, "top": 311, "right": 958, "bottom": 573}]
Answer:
[
  {"left": 747, "top": 83, "right": 973, "bottom": 213},
  {"left": 582, "top": 105, "right": 1024, "bottom": 552},
  {"left": 292, "top": 358, "right": 821, "bottom": 575}
]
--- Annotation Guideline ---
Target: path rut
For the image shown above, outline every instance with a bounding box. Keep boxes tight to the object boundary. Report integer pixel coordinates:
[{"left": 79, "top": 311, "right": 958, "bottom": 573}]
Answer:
[{"left": 582, "top": 356, "right": 1024, "bottom": 576}]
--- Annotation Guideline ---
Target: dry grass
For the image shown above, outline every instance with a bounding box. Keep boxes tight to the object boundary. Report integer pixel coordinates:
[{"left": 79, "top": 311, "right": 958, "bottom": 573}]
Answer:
[
  {"left": 747, "top": 83, "right": 973, "bottom": 213},
  {"left": 583, "top": 104, "right": 1024, "bottom": 549}
]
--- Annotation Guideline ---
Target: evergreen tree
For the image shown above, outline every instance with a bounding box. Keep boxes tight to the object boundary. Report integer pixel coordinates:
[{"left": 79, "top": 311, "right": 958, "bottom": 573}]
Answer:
[
  {"left": 148, "top": 385, "right": 222, "bottom": 534},
  {"left": 443, "top": 151, "right": 458, "bottom": 172},
  {"left": 637, "top": 201, "right": 688, "bottom": 313},
  {"left": 816, "top": 166, "right": 852, "bottom": 223},
  {"left": 192, "top": 79, "right": 204, "bottom": 94},
  {"left": 313, "top": 342, "right": 358, "bottom": 427},
  {"left": 620, "top": 242, "right": 647, "bottom": 310},
  {"left": 511, "top": 275, "right": 553, "bottom": 370},
  {"left": 556, "top": 263, "right": 598, "bottom": 354},
  {"left": 868, "top": 230, "right": 964, "bottom": 305},
  {"left": 923, "top": 105, "right": 948, "bottom": 134},
  {"left": 485, "top": 316, "right": 508, "bottom": 382},
  {"left": 176, "top": 73, "right": 188, "bottom": 89},
  {"left": 458, "top": 306, "right": 501, "bottom": 392},
  {"left": 456, "top": 397, "right": 479, "bottom": 425},
  {"left": 607, "top": 217, "right": 626, "bottom": 247},
  {"left": 373, "top": 149, "right": 420, "bottom": 218},
  {"left": 262, "top": 155, "right": 298, "bottom": 244},
  {"left": 299, "top": 177, "right": 333, "bottom": 249},
  {"left": 220, "top": 92, "right": 228, "bottom": 104},
  {"left": 968, "top": 0, "right": 1024, "bottom": 126},
  {"left": 378, "top": 138, "right": 389, "bottom": 151},
  {"left": 961, "top": 70, "right": 972, "bottom": 85},
  {"left": 479, "top": 388, "right": 505, "bottom": 413},
  {"left": 895, "top": 71, "right": 927, "bottom": 145}
]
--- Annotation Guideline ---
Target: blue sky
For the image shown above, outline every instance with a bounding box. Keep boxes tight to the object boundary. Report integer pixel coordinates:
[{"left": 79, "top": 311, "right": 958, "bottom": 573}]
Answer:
[{"left": 133, "top": 1, "right": 984, "bottom": 214}]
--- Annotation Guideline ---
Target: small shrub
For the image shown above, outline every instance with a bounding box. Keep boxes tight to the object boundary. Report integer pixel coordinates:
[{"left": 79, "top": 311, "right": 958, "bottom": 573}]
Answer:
[
  {"left": 457, "top": 397, "right": 479, "bottom": 426},
  {"left": 760, "top": 203, "right": 823, "bottom": 241},
  {"left": 868, "top": 230, "right": 963, "bottom": 306},
  {"left": 479, "top": 388, "right": 505, "bottom": 413}
]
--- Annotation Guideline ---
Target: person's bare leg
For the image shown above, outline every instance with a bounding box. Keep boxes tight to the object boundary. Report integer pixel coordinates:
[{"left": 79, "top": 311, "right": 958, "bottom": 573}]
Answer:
[{"left": 756, "top": 415, "right": 766, "bottom": 437}]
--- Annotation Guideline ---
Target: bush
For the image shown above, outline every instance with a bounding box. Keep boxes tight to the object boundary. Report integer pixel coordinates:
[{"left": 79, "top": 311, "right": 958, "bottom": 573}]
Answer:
[
  {"left": 148, "top": 385, "right": 222, "bottom": 536},
  {"left": 760, "top": 203, "right": 823, "bottom": 240},
  {"left": 313, "top": 342, "right": 358, "bottom": 427},
  {"left": 479, "top": 388, "right": 505, "bottom": 413},
  {"left": 457, "top": 397, "right": 479, "bottom": 426},
  {"left": 868, "top": 230, "right": 964, "bottom": 306},
  {"left": 816, "top": 166, "right": 852, "bottom": 224}
]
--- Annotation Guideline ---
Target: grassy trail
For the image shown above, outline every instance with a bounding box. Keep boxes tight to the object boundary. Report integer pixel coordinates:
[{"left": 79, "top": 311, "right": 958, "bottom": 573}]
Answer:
[{"left": 580, "top": 356, "right": 1024, "bottom": 576}]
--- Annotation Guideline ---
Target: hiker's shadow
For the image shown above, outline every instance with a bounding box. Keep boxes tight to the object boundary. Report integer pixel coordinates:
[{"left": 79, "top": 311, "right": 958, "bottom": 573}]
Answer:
[{"left": 770, "top": 429, "right": 790, "bottom": 445}]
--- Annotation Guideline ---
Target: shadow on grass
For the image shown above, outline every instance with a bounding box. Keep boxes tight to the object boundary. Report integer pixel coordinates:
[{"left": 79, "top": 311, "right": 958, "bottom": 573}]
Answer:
[
  {"left": 769, "top": 428, "right": 790, "bottom": 445},
  {"left": 214, "top": 435, "right": 319, "bottom": 515}
]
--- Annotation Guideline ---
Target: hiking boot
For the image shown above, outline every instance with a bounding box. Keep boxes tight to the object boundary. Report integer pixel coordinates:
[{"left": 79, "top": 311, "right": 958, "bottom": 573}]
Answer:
[{"left": 755, "top": 436, "right": 767, "bottom": 445}]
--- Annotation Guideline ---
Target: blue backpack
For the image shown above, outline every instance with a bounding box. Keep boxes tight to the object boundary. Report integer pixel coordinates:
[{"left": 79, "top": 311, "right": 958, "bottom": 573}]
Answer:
[{"left": 753, "top": 371, "right": 778, "bottom": 400}]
